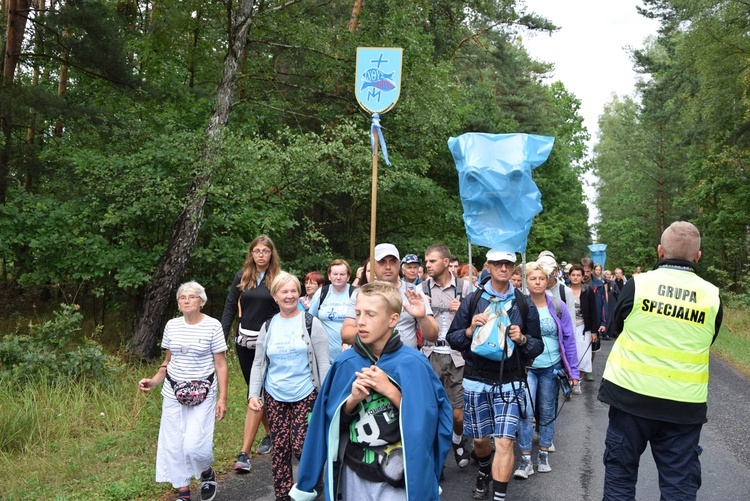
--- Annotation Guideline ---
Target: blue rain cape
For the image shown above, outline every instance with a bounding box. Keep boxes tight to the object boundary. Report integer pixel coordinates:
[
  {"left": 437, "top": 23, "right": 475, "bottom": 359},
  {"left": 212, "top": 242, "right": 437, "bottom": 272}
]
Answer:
[
  {"left": 588, "top": 243, "right": 607, "bottom": 267},
  {"left": 448, "top": 133, "right": 554, "bottom": 252}
]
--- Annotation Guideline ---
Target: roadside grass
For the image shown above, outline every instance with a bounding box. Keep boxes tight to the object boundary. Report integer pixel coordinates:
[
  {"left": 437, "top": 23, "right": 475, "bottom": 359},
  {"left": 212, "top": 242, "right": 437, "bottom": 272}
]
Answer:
[
  {"left": 712, "top": 306, "right": 750, "bottom": 376},
  {"left": 0, "top": 353, "right": 257, "bottom": 500}
]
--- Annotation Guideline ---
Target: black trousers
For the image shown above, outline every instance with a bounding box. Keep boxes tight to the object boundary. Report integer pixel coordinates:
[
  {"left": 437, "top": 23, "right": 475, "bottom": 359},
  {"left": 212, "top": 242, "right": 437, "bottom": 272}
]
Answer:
[{"left": 603, "top": 406, "right": 703, "bottom": 501}]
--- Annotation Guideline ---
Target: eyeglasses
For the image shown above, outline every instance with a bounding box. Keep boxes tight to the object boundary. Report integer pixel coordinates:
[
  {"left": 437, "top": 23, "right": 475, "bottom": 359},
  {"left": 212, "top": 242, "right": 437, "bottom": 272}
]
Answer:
[
  {"left": 489, "top": 261, "right": 514, "bottom": 269},
  {"left": 178, "top": 295, "right": 201, "bottom": 301},
  {"left": 252, "top": 249, "right": 271, "bottom": 256}
]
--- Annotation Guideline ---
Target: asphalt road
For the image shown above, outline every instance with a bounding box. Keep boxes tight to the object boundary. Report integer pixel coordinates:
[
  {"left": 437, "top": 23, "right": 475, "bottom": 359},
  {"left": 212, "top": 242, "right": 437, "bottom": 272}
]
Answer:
[{"left": 206, "top": 340, "right": 750, "bottom": 500}]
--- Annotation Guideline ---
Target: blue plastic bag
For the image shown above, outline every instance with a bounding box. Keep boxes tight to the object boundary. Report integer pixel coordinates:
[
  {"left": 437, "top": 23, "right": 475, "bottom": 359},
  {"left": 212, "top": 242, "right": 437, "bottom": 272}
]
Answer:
[{"left": 448, "top": 133, "right": 554, "bottom": 252}]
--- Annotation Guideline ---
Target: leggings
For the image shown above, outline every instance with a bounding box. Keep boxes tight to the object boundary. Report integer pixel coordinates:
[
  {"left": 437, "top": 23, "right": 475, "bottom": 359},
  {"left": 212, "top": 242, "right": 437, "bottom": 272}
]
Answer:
[{"left": 264, "top": 389, "right": 317, "bottom": 501}]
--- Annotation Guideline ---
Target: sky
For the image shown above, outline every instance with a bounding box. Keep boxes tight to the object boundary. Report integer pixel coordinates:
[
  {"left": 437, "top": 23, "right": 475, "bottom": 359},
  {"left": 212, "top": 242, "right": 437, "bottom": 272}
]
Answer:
[{"left": 520, "top": 1, "right": 660, "bottom": 226}]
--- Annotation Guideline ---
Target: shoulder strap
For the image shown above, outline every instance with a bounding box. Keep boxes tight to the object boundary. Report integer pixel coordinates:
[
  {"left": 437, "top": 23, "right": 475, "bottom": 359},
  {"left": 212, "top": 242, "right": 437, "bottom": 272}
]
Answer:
[
  {"left": 514, "top": 288, "right": 528, "bottom": 332},
  {"left": 550, "top": 296, "right": 563, "bottom": 319},
  {"left": 422, "top": 280, "right": 431, "bottom": 297},
  {"left": 305, "top": 312, "right": 313, "bottom": 335},
  {"left": 318, "top": 285, "right": 330, "bottom": 306},
  {"left": 455, "top": 277, "right": 465, "bottom": 300},
  {"left": 347, "top": 284, "right": 354, "bottom": 297},
  {"left": 468, "top": 275, "right": 491, "bottom": 318},
  {"left": 559, "top": 283, "right": 567, "bottom": 304}
]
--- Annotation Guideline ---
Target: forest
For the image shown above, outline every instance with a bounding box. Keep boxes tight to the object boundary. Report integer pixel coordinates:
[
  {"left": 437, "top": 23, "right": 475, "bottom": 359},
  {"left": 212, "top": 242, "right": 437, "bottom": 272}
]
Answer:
[
  {"left": 1, "top": 0, "right": 747, "bottom": 360},
  {"left": 593, "top": 0, "right": 749, "bottom": 296}
]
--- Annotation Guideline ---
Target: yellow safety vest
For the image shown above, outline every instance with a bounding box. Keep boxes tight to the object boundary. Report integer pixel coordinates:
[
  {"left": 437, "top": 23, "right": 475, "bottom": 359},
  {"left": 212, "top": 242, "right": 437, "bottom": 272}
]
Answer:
[{"left": 603, "top": 267, "right": 720, "bottom": 403}]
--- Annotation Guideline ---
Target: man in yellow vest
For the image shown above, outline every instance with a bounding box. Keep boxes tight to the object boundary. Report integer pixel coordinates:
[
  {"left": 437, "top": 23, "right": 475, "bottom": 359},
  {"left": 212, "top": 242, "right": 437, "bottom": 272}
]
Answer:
[{"left": 598, "top": 221, "right": 723, "bottom": 501}]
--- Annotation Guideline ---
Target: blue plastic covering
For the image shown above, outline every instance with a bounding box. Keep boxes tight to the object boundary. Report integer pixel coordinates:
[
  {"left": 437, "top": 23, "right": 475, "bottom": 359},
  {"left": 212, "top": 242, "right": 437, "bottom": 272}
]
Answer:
[
  {"left": 588, "top": 243, "right": 607, "bottom": 268},
  {"left": 448, "top": 133, "right": 555, "bottom": 252}
]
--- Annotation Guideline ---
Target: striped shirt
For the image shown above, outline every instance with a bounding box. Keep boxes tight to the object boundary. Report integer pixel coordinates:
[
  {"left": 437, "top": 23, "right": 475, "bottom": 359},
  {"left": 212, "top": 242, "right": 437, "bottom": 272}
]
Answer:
[{"left": 161, "top": 315, "right": 227, "bottom": 400}]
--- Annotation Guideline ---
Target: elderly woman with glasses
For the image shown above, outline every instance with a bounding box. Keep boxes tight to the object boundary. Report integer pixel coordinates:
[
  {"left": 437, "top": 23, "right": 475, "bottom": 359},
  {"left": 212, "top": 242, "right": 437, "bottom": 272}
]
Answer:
[
  {"left": 220, "top": 235, "right": 281, "bottom": 472},
  {"left": 300, "top": 271, "right": 325, "bottom": 311},
  {"left": 139, "top": 281, "right": 228, "bottom": 501}
]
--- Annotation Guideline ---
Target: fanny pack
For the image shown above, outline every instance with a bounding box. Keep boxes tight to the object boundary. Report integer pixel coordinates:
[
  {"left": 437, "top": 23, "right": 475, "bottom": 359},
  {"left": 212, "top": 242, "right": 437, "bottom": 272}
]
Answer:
[
  {"left": 165, "top": 370, "right": 215, "bottom": 406},
  {"left": 556, "top": 368, "right": 572, "bottom": 399},
  {"left": 236, "top": 326, "right": 260, "bottom": 349}
]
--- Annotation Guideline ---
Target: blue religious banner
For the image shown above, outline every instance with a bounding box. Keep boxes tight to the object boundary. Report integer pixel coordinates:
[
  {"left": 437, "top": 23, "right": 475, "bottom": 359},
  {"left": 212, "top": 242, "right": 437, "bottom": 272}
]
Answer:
[
  {"left": 588, "top": 243, "right": 607, "bottom": 268},
  {"left": 448, "top": 133, "right": 555, "bottom": 253},
  {"left": 355, "top": 47, "right": 403, "bottom": 114}
]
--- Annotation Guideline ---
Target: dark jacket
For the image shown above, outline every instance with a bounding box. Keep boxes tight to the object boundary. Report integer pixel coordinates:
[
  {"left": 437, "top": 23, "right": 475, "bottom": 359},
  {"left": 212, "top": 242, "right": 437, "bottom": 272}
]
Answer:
[{"left": 446, "top": 285, "right": 543, "bottom": 384}]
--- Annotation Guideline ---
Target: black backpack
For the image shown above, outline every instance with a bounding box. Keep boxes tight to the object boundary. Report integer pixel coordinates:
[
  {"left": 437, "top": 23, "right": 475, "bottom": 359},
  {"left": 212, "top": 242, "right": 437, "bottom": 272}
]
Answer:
[{"left": 264, "top": 311, "right": 314, "bottom": 336}]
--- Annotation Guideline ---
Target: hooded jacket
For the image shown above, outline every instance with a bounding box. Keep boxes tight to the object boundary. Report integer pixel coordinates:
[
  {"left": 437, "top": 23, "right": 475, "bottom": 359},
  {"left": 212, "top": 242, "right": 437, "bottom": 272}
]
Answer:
[{"left": 290, "top": 332, "right": 453, "bottom": 501}]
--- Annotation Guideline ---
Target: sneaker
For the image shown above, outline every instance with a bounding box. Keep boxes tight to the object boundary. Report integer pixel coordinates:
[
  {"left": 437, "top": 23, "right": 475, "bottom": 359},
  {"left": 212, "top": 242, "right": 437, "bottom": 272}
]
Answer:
[
  {"left": 548, "top": 442, "right": 555, "bottom": 453},
  {"left": 201, "top": 468, "right": 217, "bottom": 501},
  {"left": 585, "top": 371, "right": 595, "bottom": 382},
  {"left": 453, "top": 437, "right": 471, "bottom": 468},
  {"left": 572, "top": 384, "right": 582, "bottom": 395},
  {"left": 537, "top": 451, "right": 551, "bottom": 473},
  {"left": 513, "top": 455, "right": 534, "bottom": 479},
  {"left": 257, "top": 434, "right": 273, "bottom": 455},
  {"left": 473, "top": 471, "right": 491, "bottom": 499},
  {"left": 235, "top": 451, "right": 251, "bottom": 472}
]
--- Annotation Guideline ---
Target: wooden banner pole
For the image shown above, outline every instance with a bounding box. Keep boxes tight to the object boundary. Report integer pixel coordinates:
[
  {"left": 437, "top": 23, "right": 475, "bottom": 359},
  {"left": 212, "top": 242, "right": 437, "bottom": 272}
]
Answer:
[{"left": 369, "top": 129, "right": 379, "bottom": 282}]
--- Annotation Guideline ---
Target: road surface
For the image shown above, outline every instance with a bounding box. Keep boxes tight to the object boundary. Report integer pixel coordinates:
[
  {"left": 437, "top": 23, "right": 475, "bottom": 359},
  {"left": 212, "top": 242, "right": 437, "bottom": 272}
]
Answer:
[{"left": 205, "top": 340, "right": 750, "bottom": 500}]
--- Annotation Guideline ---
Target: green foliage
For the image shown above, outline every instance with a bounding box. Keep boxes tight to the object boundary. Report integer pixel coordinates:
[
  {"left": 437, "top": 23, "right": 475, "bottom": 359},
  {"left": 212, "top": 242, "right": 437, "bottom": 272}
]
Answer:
[
  {"left": 595, "top": 1, "right": 749, "bottom": 289},
  {"left": 0, "top": 304, "right": 115, "bottom": 383}
]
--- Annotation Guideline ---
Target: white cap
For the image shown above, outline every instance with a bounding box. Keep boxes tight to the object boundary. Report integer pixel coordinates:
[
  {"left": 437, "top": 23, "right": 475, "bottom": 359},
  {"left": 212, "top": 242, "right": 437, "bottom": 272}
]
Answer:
[
  {"left": 537, "top": 255, "right": 558, "bottom": 275},
  {"left": 486, "top": 249, "right": 516, "bottom": 263},
  {"left": 374, "top": 243, "right": 400, "bottom": 261}
]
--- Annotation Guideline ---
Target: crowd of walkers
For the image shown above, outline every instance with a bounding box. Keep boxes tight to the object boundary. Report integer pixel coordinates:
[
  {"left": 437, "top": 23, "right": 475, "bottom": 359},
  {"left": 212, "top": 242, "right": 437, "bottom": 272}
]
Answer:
[{"left": 138, "top": 234, "right": 659, "bottom": 501}]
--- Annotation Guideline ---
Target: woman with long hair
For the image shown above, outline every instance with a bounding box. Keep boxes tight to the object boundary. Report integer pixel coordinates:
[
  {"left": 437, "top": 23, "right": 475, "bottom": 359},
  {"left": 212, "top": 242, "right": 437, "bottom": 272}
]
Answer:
[
  {"left": 220, "top": 235, "right": 281, "bottom": 472},
  {"left": 567, "top": 264, "right": 598, "bottom": 388}
]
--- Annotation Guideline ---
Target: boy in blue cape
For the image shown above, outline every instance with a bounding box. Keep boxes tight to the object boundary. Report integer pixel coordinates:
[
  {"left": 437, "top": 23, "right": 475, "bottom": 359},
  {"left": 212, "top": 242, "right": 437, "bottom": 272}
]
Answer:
[{"left": 290, "top": 281, "right": 452, "bottom": 500}]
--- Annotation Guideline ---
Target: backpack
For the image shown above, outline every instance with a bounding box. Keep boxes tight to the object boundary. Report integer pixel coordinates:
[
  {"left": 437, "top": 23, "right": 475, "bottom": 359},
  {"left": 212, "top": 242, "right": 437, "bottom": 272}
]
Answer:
[
  {"left": 422, "top": 277, "right": 467, "bottom": 302},
  {"left": 318, "top": 284, "right": 354, "bottom": 307},
  {"left": 468, "top": 276, "right": 528, "bottom": 332},
  {"left": 466, "top": 276, "right": 529, "bottom": 361},
  {"left": 264, "top": 311, "right": 314, "bottom": 337},
  {"left": 558, "top": 283, "right": 567, "bottom": 304}
]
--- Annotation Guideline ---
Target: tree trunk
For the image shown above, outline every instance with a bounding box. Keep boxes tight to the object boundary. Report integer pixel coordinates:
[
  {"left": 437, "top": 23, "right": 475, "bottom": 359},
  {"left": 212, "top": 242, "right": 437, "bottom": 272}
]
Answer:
[
  {"left": 348, "top": 0, "right": 363, "bottom": 32},
  {"left": 128, "top": 0, "right": 257, "bottom": 359},
  {"left": 1, "top": 0, "right": 31, "bottom": 204}
]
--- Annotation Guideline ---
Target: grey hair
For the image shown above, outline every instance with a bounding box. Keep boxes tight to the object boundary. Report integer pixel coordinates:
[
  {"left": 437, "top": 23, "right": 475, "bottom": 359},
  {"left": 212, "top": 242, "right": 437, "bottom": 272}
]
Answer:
[
  {"left": 525, "top": 260, "right": 550, "bottom": 278},
  {"left": 176, "top": 281, "right": 208, "bottom": 303}
]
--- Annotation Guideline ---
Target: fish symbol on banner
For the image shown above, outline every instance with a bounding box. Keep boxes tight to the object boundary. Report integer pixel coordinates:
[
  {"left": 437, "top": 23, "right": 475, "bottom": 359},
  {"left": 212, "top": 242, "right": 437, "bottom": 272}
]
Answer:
[{"left": 360, "top": 69, "right": 396, "bottom": 91}]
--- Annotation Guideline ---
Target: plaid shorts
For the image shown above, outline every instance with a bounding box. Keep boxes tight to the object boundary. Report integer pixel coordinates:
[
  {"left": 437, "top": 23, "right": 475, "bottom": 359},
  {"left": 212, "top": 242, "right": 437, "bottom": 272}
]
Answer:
[{"left": 463, "top": 380, "right": 526, "bottom": 440}]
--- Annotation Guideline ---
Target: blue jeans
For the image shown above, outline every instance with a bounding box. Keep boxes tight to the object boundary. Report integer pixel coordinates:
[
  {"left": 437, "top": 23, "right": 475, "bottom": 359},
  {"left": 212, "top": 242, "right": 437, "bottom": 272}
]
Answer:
[
  {"left": 603, "top": 406, "right": 703, "bottom": 501},
  {"left": 518, "top": 363, "right": 561, "bottom": 452}
]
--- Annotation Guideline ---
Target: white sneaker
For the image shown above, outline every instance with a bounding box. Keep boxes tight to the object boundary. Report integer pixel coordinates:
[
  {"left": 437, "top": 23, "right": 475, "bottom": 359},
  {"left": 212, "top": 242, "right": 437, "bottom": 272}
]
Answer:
[
  {"left": 538, "top": 451, "right": 551, "bottom": 473},
  {"left": 548, "top": 442, "right": 556, "bottom": 453},
  {"left": 513, "top": 455, "right": 534, "bottom": 479},
  {"left": 572, "top": 384, "right": 582, "bottom": 395}
]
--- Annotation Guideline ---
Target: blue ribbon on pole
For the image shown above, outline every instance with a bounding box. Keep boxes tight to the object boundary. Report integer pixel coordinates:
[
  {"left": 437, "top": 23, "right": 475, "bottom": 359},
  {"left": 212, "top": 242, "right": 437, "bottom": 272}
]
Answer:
[{"left": 370, "top": 113, "right": 391, "bottom": 166}]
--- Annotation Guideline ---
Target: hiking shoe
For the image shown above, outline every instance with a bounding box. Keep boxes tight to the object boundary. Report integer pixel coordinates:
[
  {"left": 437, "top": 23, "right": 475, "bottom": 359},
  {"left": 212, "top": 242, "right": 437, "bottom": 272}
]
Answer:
[
  {"left": 473, "top": 471, "right": 491, "bottom": 499},
  {"left": 548, "top": 442, "right": 556, "bottom": 453},
  {"left": 257, "top": 434, "right": 273, "bottom": 455},
  {"left": 584, "top": 371, "right": 595, "bottom": 382},
  {"left": 513, "top": 455, "right": 534, "bottom": 479},
  {"left": 572, "top": 384, "right": 582, "bottom": 395},
  {"left": 200, "top": 468, "right": 217, "bottom": 501},
  {"left": 235, "top": 451, "right": 251, "bottom": 472},
  {"left": 538, "top": 451, "right": 551, "bottom": 473},
  {"left": 453, "top": 437, "right": 471, "bottom": 468}
]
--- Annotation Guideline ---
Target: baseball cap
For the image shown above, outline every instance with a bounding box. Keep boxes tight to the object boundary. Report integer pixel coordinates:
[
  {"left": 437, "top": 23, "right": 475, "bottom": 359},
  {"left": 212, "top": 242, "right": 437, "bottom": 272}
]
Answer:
[
  {"left": 402, "top": 254, "right": 421, "bottom": 265},
  {"left": 486, "top": 249, "right": 516, "bottom": 263},
  {"left": 374, "top": 243, "right": 400, "bottom": 261},
  {"left": 538, "top": 250, "right": 556, "bottom": 260},
  {"left": 537, "top": 255, "right": 558, "bottom": 275}
]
